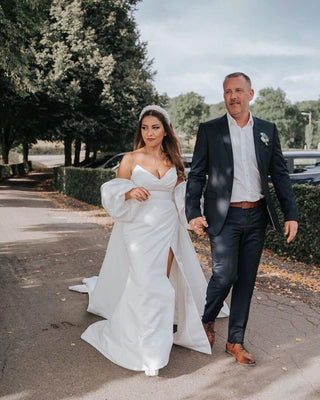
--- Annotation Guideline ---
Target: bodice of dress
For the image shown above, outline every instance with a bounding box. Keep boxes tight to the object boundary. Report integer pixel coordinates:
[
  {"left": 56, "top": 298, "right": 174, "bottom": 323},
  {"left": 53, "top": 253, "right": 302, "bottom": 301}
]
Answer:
[
  {"left": 100, "top": 165, "right": 186, "bottom": 225},
  {"left": 131, "top": 165, "right": 177, "bottom": 194}
]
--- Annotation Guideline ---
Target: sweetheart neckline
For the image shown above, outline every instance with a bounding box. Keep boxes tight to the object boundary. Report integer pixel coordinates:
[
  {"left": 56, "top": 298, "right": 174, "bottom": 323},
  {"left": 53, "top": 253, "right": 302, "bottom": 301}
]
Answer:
[{"left": 132, "top": 164, "right": 176, "bottom": 180}]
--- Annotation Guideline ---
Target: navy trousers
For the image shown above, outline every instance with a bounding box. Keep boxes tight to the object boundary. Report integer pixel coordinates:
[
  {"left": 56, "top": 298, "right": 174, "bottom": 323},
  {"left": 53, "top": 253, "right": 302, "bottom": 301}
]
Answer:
[{"left": 202, "top": 204, "right": 268, "bottom": 344}]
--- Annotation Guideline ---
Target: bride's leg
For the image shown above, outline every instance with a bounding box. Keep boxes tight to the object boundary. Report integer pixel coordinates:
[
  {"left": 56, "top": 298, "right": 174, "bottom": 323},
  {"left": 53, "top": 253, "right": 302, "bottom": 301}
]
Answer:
[
  {"left": 167, "top": 247, "right": 177, "bottom": 334},
  {"left": 167, "top": 247, "right": 174, "bottom": 277}
]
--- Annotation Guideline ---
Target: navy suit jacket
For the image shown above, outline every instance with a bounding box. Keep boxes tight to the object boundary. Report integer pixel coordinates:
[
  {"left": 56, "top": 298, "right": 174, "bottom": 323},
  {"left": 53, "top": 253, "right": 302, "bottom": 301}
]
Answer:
[{"left": 185, "top": 114, "right": 298, "bottom": 236}]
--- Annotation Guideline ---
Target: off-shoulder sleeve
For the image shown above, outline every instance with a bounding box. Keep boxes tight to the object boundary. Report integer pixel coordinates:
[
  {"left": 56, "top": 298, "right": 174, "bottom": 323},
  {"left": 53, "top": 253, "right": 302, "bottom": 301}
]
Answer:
[
  {"left": 100, "top": 178, "right": 141, "bottom": 222},
  {"left": 173, "top": 181, "right": 189, "bottom": 230}
]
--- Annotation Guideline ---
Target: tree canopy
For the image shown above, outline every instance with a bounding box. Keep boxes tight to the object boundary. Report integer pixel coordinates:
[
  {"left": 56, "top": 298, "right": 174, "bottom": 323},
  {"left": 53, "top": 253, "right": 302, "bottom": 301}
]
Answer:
[
  {"left": 168, "top": 92, "right": 209, "bottom": 143},
  {"left": 0, "top": 0, "right": 51, "bottom": 163},
  {"left": 1, "top": 0, "right": 162, "bottom": 165},
  {"left": 253, "top": 88, "right": 305, "bottom": 148},
  {"left": 35, "top": 0, "right": 162, "bottom": 165}
]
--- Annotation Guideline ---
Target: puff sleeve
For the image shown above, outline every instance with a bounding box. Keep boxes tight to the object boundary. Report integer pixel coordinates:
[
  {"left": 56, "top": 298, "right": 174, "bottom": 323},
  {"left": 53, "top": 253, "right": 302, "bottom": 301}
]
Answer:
[{"left": 100, "top": 178, "right": 142, "bottom": 222}]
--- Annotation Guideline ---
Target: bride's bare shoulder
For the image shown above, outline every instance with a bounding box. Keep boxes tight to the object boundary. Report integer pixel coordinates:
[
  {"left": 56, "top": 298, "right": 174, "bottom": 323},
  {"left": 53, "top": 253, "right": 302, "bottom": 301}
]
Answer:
[
  {"left": 117, "top": 152, "right": 134, "bottom": 178},
  {"left": 121, "top": 151, "right": 134, "bottom": 163},
  {"left": 117, "top": 150, "right": 145, "bottom": 178},
  {"left": 128, "top": 149, "right": 148, "bottom": 163}
]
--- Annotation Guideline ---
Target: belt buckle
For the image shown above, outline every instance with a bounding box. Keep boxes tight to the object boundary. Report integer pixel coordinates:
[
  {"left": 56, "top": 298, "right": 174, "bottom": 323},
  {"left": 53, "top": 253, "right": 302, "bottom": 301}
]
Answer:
[{"left": 241, "top": 201, "right": 246, "bottom": 209}]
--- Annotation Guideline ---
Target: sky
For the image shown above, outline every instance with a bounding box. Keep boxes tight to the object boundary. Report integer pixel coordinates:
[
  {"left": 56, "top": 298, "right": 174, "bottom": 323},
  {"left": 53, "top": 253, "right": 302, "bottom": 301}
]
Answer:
[{"left": 135, "top": 0, "right": 320, "bottom": 105}]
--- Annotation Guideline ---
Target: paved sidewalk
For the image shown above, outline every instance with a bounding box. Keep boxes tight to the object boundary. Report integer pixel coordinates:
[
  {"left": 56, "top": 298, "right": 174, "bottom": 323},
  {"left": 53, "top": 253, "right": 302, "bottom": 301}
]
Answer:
[{"left": 0, "top": 172, "right": 319, "bottom": 400}]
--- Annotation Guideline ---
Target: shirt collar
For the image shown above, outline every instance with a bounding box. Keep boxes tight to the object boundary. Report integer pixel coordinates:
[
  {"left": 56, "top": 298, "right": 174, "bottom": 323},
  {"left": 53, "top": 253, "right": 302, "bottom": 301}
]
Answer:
[{"left": 227, "top": 112, "right": 254, "bottom": 127}]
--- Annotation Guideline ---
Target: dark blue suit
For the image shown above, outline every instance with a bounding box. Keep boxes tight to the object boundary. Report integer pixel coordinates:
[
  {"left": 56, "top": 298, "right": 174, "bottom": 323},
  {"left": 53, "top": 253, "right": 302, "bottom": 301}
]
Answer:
[{"left": 186, "top": 114, "right": 298, "bottom": 343}]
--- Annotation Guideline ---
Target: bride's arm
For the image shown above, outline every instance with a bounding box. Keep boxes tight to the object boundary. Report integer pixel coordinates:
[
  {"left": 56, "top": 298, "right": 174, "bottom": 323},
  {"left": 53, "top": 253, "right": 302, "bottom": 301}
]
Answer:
[
  {"left": 117, "top": 153, "right": 133, "bottom": 179},
  {"left": 117, "top": 153, "right": 150, "bottom": 202}
]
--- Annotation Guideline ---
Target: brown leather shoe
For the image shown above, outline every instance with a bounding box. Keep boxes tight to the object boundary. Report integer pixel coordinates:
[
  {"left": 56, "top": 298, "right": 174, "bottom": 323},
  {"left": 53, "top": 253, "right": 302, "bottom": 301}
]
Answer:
[
  {"left": 226, "top": 342, "right": 256, "bottom": 366},
  {"left": 202, "top": 322, "right": 215, "bottom": 347}
]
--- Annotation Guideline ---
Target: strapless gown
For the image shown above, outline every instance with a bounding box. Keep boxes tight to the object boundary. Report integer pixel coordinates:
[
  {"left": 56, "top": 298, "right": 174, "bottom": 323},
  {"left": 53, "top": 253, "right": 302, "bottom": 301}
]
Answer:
[{"left": 73, "top": 165, "right": 229, "bottom": 373}]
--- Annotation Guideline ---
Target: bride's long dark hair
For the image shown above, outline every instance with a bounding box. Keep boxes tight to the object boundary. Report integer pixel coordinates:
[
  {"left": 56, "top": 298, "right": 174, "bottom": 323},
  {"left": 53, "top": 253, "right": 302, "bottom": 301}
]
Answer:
[{"left": 134, "top": 109, "right": 185, "bottom": 181}]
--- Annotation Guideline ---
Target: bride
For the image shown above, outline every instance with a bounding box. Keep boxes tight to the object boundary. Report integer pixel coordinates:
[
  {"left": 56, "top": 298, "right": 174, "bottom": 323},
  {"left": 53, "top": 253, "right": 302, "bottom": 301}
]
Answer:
[{"left": 71, "top": 105, "right": 229, "bottom": 376}]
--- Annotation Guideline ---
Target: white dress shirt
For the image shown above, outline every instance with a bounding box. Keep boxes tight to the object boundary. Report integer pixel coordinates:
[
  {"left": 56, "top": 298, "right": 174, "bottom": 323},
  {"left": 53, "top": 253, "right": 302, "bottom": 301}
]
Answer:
[{"left": 227, "top": 112, "right": 263, "bottom": 202}]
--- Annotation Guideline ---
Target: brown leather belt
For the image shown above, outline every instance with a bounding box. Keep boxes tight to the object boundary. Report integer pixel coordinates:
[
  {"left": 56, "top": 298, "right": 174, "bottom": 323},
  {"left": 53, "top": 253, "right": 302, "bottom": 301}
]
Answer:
[{"left": 229, "top": 199, "right": 264, "bottom": 209}]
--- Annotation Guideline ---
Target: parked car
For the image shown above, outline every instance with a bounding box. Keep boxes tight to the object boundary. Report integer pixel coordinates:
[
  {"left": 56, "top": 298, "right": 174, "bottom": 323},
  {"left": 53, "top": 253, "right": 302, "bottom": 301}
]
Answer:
[
  {"left": 182, "top": 153, "right": 193, "bottom": 173},
  {"left": 82, "top": 155, "right": 109, "bottom": 168},
  {"left": 283, "top": 151, "right": 320, "bottom": 186},
  {"left": 100, "top": 152, "right": 127, "bottom": 170},
  {"left": 183, "top": 150, "right": 320, "bottom": 185}
]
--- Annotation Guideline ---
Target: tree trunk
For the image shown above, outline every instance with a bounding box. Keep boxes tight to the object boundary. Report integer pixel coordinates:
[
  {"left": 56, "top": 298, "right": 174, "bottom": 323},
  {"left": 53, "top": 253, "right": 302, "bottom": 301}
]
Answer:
[
  {"left": 93, "top": 150, "right": 97, "bottom": 161},
  {"left": 23, "top": 142, "right": 29, "bottom": 163},
  {"left": 73, "top": 138, "right": 81, "bottom": 166},
  {"left": 64, "top": 136, "right": 72, "bottom": 166},
  {"left": 1, "top": 127, "right": 10, "bottom": 164},
  {"left": 85, "top": 140, "right": 91, "bottom": 162}
]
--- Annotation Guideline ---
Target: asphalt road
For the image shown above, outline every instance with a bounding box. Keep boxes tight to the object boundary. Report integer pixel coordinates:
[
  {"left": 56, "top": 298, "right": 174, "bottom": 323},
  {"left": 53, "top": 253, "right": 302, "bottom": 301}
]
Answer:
[
  {"left": 0, "top": 172, "right": 319, "bottom": 400},
  {"left": 28, "top": 155, "right": 66, "bottom": 168},
  {"left": 28, "top": 152, "right": 86, "bottom": 168}
]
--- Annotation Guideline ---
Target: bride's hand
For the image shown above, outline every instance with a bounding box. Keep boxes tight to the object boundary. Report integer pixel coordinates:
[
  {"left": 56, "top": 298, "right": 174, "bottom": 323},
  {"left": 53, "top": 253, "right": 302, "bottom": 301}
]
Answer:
[{"left": 125, "top": 187, "right": 150, "bottom": 202}]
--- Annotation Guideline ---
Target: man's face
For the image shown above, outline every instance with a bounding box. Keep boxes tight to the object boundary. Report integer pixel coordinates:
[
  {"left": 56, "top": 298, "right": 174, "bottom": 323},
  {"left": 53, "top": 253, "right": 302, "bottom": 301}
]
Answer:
[{"left": 223, "top": 76, "right": 254, "bottom": 121}]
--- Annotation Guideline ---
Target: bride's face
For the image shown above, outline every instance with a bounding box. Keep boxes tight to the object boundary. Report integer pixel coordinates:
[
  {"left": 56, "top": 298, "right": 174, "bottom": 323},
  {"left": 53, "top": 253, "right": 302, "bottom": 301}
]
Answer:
[{"left": 141, "top": 116, "right": 166, "bottom": 147}]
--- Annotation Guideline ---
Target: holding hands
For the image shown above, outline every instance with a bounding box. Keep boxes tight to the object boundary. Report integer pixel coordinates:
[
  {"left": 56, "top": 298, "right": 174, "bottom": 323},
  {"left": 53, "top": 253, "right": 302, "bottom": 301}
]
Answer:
[{"left": 189, "top": 216, "right": 208, "bottom": 236}]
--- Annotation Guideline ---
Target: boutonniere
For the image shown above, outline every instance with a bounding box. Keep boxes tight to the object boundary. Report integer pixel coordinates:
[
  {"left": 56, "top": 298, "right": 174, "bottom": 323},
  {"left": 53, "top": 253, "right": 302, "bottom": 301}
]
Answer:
[{"left": 260, "top": 132, "right": 269, "bottom": 146}]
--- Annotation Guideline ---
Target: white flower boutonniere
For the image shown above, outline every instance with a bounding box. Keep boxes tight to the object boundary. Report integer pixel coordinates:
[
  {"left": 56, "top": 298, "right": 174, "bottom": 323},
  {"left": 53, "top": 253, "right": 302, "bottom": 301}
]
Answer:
[{"left": 260, "top": 132, "right": 269, "bottom": 146}]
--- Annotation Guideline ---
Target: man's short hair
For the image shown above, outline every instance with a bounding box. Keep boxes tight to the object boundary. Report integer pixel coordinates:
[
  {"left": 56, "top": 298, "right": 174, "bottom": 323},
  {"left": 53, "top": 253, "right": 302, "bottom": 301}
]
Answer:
[{"left": 223, "top": 72, "right": 252, "bottom": 88}]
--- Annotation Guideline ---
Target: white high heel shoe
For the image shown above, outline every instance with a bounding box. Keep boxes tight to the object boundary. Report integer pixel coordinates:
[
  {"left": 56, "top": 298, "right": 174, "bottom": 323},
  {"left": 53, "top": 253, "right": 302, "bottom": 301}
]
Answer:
[{"left": 145, "top": 369, "right": 159, "bottom": 376}]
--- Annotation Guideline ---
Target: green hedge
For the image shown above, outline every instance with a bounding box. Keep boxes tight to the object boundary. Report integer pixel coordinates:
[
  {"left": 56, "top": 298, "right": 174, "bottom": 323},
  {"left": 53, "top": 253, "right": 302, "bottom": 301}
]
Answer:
[
  {"left": 0, "top": 164, "right": 11, "bottom": 179},
  {"left": 265, "top": 184, "right": 320, "bottom": 265},
  {"left": 53, "top": 167, "right": 320, "bottom": 266},
  {"left": 0, "top": 162, "right": 32, "bottom": 180},
  {"left": 53, "top": 167, "right": 116, "bottom": 206}
]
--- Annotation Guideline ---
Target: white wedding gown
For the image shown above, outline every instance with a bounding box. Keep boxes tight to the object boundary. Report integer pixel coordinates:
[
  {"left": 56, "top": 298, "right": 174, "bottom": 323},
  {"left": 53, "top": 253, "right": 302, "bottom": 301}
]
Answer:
[{"left": 70, "top": 165, "right": 229, "bottom": 373}]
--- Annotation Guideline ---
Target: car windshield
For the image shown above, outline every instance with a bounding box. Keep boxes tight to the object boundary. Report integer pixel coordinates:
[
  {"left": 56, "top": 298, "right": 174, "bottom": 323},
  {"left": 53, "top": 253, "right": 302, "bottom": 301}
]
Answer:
[{"left": 103, "top": 153, "right": 125, "bottom": 169}]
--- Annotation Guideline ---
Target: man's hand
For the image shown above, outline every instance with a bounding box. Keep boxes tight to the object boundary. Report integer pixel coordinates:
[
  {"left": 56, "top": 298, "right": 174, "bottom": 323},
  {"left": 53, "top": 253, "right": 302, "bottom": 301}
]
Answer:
[
  {"left": 189, "top": 216, "right": 208, "bottom": 236},
  {"left": 284, "top": 220, "right": 298, "bottom": 243}
]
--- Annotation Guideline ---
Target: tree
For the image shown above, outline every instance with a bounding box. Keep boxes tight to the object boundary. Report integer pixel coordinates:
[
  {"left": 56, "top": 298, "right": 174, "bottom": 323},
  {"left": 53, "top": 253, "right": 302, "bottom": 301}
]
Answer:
[
  {"left": 35, "top": 0, "right": 161, "bottom": 166},
  {"left": 283, "top": 104, "right": 305, "bottom": 148},
  {"left": 82, "top": 0, "right": 163, "bottom": 154},
  {"left": 35, "top": 0, "right": 116, "bottom": 165},
  {"left": 209, "top": 102, "right": 226, "bottom": 119},
  {"left": 0, "top": 0, "right": 50, "bottom": 163},
  {"left": 168, "top": 92, "right": 209, "bottom": 143},
  {"left": 253, "top": 88, "right": 304, "bottom": 148}
]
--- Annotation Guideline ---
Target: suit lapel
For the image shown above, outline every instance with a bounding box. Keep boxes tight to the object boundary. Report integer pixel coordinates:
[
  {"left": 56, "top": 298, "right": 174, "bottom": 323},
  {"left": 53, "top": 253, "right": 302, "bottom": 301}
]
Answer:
[
  {"left": 221, "top": 115, "right": 233, "bottom": 167},
  {"left": 253, "top": 117, "right": 263, "bottom": 173}
]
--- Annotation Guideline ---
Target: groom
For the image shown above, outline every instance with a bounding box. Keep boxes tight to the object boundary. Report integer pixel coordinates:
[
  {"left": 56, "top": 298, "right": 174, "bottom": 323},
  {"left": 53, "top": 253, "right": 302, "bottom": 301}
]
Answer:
[{"left": 186, "top": 72, "right": 298, "bottom": 365}]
